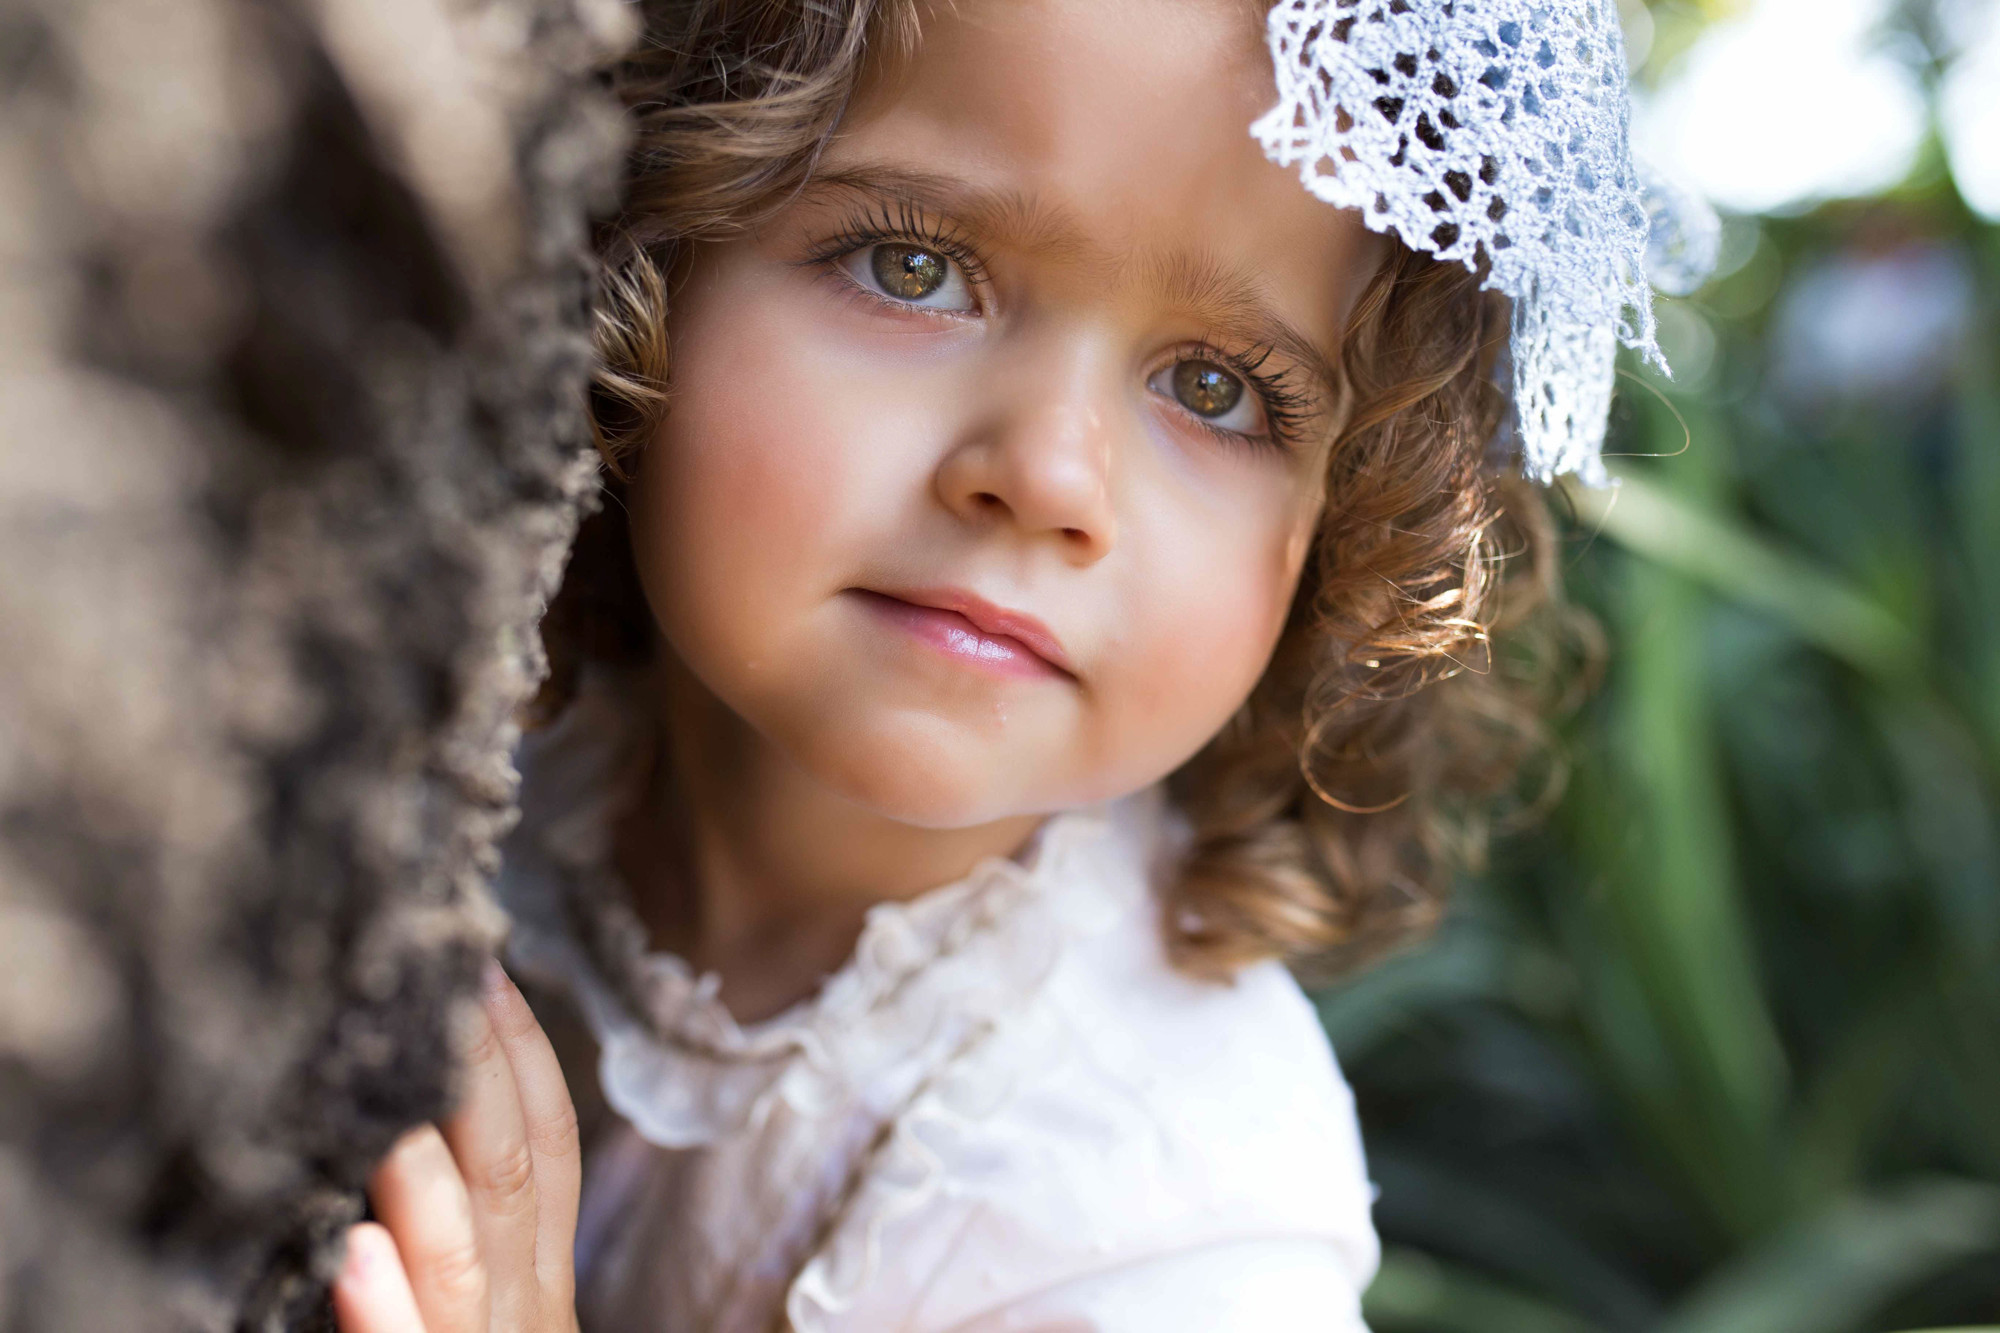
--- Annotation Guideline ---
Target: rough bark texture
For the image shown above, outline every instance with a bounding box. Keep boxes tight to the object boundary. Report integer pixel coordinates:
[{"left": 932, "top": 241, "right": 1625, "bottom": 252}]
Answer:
[{"left": 0, "top": 0, "right": 630, "bottom": 1326}]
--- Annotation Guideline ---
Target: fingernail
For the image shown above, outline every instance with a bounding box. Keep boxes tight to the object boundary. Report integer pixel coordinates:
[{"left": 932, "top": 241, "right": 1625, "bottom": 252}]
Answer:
[
  {"left": 341, "top": 1225, "right": 379, "bottom": 1281},
  {"left": 386, "top": 1123, "right": 442, "bottom": 1168},
  {"left": 482, "top": 956, "right": 525, "bottom": 1009}
]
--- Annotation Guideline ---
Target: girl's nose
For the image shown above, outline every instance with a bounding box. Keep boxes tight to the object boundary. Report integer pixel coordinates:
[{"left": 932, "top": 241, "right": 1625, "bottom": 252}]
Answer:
[{"left": 933, "top": 360, "right": 1119, "bottom": 565}]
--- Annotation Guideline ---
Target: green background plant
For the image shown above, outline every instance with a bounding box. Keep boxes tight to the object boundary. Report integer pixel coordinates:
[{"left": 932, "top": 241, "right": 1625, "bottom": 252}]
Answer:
[{"left": 1324, "top": 4, "right": 2000, "bottom": 1329}]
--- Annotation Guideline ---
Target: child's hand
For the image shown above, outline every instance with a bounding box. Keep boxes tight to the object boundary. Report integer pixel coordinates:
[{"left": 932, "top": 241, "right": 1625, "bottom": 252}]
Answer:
[{"left": 333, "top": 961, "right": 582, "bottom": 1333}]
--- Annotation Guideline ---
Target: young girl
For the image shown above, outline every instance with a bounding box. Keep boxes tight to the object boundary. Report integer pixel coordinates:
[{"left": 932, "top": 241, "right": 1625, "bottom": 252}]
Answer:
[{"left": 331, "top": 0, "right": 1701, "bottom": 1329}]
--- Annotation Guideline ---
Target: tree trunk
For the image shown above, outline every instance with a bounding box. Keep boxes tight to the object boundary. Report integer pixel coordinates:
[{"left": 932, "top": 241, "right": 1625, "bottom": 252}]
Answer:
[{"left": 0, "top": 0, "right": 629, "bottom": 1326}]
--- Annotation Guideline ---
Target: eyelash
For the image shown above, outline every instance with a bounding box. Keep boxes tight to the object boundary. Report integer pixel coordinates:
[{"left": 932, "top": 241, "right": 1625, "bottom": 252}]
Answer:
[
  {"left": 801, "top": 199, "right": 992, "bottom": 296},
  {"left": 1188, "top": 341, "right": 1318, "bottom": 453},
  {"left": 801, "top": 203, "right": 1317, "bottom": 452}
]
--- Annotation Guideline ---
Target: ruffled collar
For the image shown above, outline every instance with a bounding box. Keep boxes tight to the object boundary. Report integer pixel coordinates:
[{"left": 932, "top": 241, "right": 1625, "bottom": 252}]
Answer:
[{"left": 495, "top": 673, "right": 1142, "bottom": 1148}]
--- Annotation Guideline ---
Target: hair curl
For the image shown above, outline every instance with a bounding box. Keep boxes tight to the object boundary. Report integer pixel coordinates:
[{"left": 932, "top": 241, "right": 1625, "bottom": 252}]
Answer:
[{"left": 537, "top": 0, "right": 1586, "bottom": 981}]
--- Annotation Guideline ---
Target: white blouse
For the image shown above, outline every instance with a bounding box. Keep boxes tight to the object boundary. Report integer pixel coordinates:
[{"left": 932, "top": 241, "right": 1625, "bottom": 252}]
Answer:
[{"left": 497, "top": 681, "right": 1380, "bottom": 1332}]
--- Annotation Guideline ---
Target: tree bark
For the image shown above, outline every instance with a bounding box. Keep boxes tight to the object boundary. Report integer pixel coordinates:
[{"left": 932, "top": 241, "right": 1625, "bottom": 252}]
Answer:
[{"left": 0, "top": 0, "right": 629, "bottom": 1326}]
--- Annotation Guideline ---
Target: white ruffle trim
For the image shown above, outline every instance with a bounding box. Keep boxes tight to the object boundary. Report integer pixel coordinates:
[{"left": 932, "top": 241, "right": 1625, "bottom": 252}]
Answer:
[
  {"left": 783, "top": 1032, "right": 1024, "bottom": 1330},
  {"left": 568, "top": 806, "right": 1118, "bottom": 1149},
  {"left": 509, "top": 804, "right": 1133, "bottom": 1322},
  {"left": 496, "top": 672, "right": 1159, "bottom": 1325},
  {"left": 778, "top": 800, "right": 1163, "bottom": 1328}
]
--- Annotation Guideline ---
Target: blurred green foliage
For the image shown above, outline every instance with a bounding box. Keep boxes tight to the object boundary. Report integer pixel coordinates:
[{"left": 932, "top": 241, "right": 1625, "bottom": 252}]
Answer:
[{"left": 1323, "top": 9, "right": 2000, "bottom": 1331}]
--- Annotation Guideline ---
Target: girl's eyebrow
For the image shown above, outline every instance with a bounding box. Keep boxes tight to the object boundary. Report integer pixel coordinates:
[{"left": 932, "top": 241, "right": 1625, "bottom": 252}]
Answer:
[
  {"left": 806, "top": 164, "right": 1092, "bottom": 262},
  {"left": 803, "top": 163, "right": 1346, "bottom": 405},
  {"left": 1146, "top": 248, "right": 1344, "bottom": 406}
]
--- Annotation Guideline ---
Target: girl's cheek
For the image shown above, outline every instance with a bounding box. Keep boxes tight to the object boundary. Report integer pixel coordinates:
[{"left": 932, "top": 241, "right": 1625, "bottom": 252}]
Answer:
[
  {"left": 629, "top": 301, "right": 830, "bottom": 697},
  {"left": 671, "top": 287, "right": 841, "bottom": 525},
  {"left": 1089, "top": 504, "right": 1304, "bottom": 795},
  {"left": 650, "top": 283, "right": 879, "bottom": 600}
]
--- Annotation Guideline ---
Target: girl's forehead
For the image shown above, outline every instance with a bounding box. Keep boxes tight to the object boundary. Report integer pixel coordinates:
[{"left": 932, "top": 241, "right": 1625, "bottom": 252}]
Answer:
[{"left": 836, "top": 0, "right": 1381, "bottom": 342}]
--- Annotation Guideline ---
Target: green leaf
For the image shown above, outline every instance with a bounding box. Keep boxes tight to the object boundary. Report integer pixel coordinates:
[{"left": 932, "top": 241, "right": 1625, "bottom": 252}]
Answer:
[
  {"left": 1951, "top": 328, "right": 2000, "bottom": 766},
  {"left": 1658, "top": 1179, "right": 2000, "bottom": 1333},
  {"left": 1564, "top": 470, "right": 1924, "bottom": 689},
  {"left": 1314, "top": 909, "right": 1506, "bottom": 1061},
  {"left": 1365, "top": 1247, "right": 1606, "bottom": 1333},
  {"left": 1369, "top": 1150, "right": 1665, "bottom": 1328},
  {"left": 1596, "top": 550, "right": 1790, "bottom": 1233},
  {"left": 1785, "top": 987, "right": 1926, "bottom": 1210}
]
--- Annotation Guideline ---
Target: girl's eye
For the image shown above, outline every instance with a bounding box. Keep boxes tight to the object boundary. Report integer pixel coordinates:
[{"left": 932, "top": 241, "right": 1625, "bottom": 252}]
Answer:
[
  {"left": 1173, "top": 361, "right": 1241, "bottom": 417},
  {"left": 839, "top": 242, "right": 976, "bottom": 312},
  {"left": 1150, "top": 358, "right": 1267, "bottom": 436},
  {"left": 873, "top": 244, "right": 945, "bottom": 299}
]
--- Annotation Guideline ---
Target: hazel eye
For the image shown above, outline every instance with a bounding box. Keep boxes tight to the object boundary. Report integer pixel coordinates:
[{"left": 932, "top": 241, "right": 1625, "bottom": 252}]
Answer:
[
  {"left": 874, "top": 244, "right": 944, "bottom": 298},
  {"left": 840, "top": 242, "right": 975, "bottom": 312},
  {"left": 1150, "top": 358, "right": 1266, "bottom": 435},
  {"left": 1173, "top": 361, "right": 1243, "bottom": 417}
]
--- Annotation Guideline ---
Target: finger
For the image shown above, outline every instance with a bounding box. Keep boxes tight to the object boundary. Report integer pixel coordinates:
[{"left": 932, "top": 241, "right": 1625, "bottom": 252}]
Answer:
[
  {"left": 481, "top": 959, "right": 583, "bottom": 1297},
  {"left": 440, "top": 982, "right": 542, "bottom": 1327},
  {"left": 332, "top": 1223, "right": 428, "bottom": 1333},
  {"left": 368, "top": 1125, "right": 489, "bottom": 1333}
]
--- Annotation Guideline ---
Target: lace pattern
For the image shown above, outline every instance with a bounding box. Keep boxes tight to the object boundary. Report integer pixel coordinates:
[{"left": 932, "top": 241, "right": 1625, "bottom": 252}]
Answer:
[{"left": 1253, "top": 0, "right": 1718, "bottom": 484}]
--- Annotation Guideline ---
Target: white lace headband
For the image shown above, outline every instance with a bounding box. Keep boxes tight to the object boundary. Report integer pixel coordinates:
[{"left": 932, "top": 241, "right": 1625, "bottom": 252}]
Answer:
[{"left": 1253, "top": 0, "right": 1719, "bottom": 485}]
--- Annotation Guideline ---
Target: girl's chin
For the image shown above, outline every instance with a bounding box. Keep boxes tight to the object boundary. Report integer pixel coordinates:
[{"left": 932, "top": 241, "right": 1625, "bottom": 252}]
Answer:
[
  {"left": 780, "top": 718, "right": 1060, "bottom": 829},
  {"left": 810, "top": 752, "right": 1030, "bottom": 829}
]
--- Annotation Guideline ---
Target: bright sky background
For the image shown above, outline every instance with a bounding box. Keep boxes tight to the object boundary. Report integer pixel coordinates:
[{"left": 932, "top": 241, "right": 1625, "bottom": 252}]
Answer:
[
  {"left": 1940, "top": 0, "right": 2000, "bottom": 218},
  {"left": 1636, "top": 0, "right": 2000, "bottom": 221}
]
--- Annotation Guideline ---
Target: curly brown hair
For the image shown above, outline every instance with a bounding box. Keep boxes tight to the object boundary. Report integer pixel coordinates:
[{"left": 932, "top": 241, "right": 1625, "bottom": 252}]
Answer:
[{"left": 537, "top": 0, "right": 1583, "bottom": 980}]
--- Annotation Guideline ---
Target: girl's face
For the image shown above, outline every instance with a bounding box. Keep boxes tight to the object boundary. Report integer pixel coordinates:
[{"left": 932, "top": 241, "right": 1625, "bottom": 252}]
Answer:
[{"left": 631, "top": 0, "right": 1384, "bottom": 828}]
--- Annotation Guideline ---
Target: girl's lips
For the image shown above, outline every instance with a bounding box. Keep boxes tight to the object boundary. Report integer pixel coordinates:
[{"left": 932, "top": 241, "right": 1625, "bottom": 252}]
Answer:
[{"left": 851, "top": 589, "right": 1076, "bottom": 682}]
